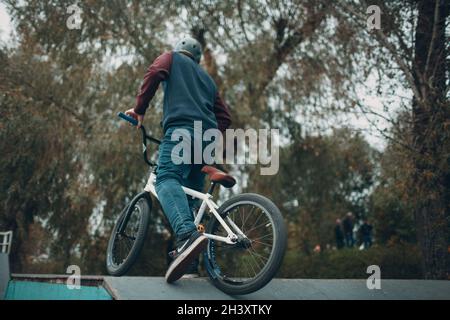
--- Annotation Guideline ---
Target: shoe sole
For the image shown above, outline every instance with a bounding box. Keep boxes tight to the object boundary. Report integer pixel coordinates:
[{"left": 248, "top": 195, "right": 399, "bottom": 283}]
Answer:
[
  {"left": 165, "top": 236, "right": 208, "bottom": 283},
  {"left": 181, "top": 274, "right": 200, "bottom": 279}
]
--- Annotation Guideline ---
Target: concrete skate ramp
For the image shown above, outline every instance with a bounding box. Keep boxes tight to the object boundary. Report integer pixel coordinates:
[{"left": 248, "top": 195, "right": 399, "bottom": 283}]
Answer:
[
  {"left": 103, "top": 277, "right": 450, "bottom": 300},
  {"left": 0, "top": 254, "right": 10, "bottom": 299},
  {"left": 6, "top": 274, "right": 111, "bottom": 300}
]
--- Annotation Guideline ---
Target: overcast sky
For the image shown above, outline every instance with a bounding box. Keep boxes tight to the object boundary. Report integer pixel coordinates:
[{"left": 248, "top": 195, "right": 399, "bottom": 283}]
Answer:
[{"left": 0, "top": 3, "right": 11, "bottom": 42}]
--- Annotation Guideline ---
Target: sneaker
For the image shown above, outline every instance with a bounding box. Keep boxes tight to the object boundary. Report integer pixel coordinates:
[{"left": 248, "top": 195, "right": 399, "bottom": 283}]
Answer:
[
  {"left": 165, "top": 231, "right": 208, "bottom": 283},
  {"left": 181, "top": 259, "right": 200, "bottom": 279},
  {"left": 168, "top": 251, "right": 200, "bottom": 279}
]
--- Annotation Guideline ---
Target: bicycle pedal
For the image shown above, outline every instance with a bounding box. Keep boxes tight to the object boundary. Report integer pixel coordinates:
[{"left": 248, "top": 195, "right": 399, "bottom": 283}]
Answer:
[{"left": 197, "top": 224, "right": 205, "bottom": 233}]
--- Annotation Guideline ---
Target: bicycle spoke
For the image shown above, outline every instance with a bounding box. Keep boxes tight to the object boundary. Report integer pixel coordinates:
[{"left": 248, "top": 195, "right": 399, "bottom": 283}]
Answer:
[
  {"left": 251, "top": 233, "right": 273, "bottom": 241},
  {"left": 241, "top": 206, "right": 255, "bottom": 233},
  {"left": 249, "top": 248, "right": 270, "bottom": 262},
  {"left": 246, "top": 251, "right": 258, "bottom": 278},
  {"left": 245, "top": 220, "right": 271, "bottom": 235},
  {"left": 250, "top": 246, "right": 265, "bottom": 266},
  {"left": 251, "top": 239, "right": 273, "bottom": 247},
  {"left": 122, "top": 233, "right": 136, "bottom": 241},
  {"left": 125, "top": 238, "right": 134, "bottom": 251},
  {"left": 246, "top": 208, "right": 264, "bottom": 233},
  {"left": 239, "top": 207, "right": 244, "bottom": 230},
  {"left": 242, "top": 257, "right": 252, "bottom": 279}
]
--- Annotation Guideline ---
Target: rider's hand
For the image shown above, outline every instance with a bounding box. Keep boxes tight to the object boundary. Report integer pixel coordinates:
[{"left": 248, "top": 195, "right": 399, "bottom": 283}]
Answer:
[{"left": 125, "top": 108, "right": 144, "bottom": 128}]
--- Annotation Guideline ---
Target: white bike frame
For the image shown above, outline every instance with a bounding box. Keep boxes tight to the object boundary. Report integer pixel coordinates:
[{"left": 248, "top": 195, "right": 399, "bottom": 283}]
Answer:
[{"left": 144, "top": 172, "right": 247, "bottom": 245}]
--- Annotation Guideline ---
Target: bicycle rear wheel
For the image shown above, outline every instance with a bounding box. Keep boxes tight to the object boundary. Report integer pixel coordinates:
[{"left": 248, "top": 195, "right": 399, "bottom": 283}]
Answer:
[
  {"left": 106, "top": 192, "right": 151, "bottom": 276},
  {"left": 203, "top": 193, "right": 287, "bottom": 295}
]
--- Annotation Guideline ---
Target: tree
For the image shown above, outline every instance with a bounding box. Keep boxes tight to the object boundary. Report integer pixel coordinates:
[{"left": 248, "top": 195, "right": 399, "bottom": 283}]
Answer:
[
  {"left": 184, "top": 0, "right": 333, "bottom": 129},
  {"left": 335, "top": 0, "right": 449, "bottom": 278},
  {"left": 410, "top": 0, "right": 449, "bottom": 279},
  {"left": 0, "top": 0, "right": 175, "bottom": 273},
  {"left": 370, "top": 113, "right": 416, "bottom": 245}
]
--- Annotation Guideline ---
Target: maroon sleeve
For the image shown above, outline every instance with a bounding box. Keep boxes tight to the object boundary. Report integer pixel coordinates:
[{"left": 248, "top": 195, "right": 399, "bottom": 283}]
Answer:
[
  {"left": 134, "top": 51, "right": 172, "bottom": 115},
  {"left": 214, "top": 92, "right": 232, "bottom": 133}
]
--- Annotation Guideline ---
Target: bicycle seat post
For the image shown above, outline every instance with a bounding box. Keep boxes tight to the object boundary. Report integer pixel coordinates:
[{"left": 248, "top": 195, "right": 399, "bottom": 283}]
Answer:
[{"left": 207, "top": 182, "right": 217, "bottom": 195}]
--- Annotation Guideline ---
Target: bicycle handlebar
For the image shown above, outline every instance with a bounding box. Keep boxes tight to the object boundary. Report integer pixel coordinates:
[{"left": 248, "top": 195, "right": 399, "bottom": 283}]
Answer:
[
  {"left": 117, "top": 112, "right": 161, "bottom": 167},
  {"left": 118, "top": 112, "right": 138, "bottom": 126}
]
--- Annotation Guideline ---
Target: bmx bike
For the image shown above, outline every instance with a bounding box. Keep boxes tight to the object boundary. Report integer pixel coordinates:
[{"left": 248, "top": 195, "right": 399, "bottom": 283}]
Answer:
[{"left": 106, "top": 112, "right": 287, "bottom": 295}]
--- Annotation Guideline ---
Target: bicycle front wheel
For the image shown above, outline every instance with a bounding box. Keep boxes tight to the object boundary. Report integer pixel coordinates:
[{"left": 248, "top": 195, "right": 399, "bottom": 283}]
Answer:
[
  {"left": 106, "top": 192, "right": 151, "bottom": 276},
  {"left": 203, "top": 193, "right": 287, "bottom": 295}
]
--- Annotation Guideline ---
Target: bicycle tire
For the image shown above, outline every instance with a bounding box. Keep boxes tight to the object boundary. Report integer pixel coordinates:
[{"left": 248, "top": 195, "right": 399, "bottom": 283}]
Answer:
[
  {"left": 203, "top": 193, "right": 287, "bottom": 295},
  {"left": 106, "top": 192, "right": 151, "bottom": 276}
]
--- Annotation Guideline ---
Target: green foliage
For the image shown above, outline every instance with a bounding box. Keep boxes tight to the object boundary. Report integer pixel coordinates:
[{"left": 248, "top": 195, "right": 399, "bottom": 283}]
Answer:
[
  {"left": 369, "top": 115, "right": 416, "bottom": 244},
  {"left": 279, "top": 244, "right": 423, "bottom": 279},
  {"left": 252, "top": 128, "right": 378, "bottom": 253}
]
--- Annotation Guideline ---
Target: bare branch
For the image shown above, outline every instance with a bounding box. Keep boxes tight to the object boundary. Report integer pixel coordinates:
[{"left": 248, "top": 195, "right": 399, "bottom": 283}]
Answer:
[
  {"left": 258, "top": 3, "right": 330, "bottom": 95},
  {"left": 355, "top": 101, "right": 416, "bottom": 153},
  {"left": 424, "top": 0, "right": 440, "bottom": 78},
  {"left": 335, "top": 0, "right": 423, "bottom": 104},
  {"left": 237, "top": 0, "right": 251, "bottom": 43}
]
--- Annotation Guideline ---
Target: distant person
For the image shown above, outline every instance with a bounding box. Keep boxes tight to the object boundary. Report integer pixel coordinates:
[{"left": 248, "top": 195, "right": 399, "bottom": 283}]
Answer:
[
  {"left": 360, "top": 219, "right": 373, "bottom": 249},
  {"left": 334, "top": 219, "right": 344, "bottom": 249},
  {"left": 313, "top": 244, "right": 321, "bottom": 253},
  {"left": 342, "top": 212, "right": 354, "bottom": 247}
]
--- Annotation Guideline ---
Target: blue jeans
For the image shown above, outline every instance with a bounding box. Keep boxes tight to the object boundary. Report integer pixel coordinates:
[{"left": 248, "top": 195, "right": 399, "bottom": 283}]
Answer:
[
  {"left": 363, "top": 235, "right": 372, "bottom": 249},
  {"left": 155, "top": 126, "right": 207, "bottom": 241},
  {"left": 344, "top": 232, "right": 354, "bottom": 247}
]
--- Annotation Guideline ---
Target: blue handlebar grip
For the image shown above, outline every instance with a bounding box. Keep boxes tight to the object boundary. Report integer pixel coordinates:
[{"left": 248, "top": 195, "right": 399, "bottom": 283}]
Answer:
[{"left": 118, "top": 112, "right": 138, "bottom": 126}]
